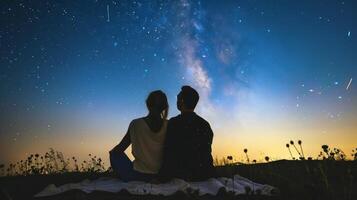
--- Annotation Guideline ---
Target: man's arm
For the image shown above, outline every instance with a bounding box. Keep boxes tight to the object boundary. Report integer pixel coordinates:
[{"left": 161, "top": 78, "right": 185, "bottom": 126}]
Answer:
[
  {"left": 204, "top": 122, "right": 215, "bottom": 177},
  {"left": 200, "top": 122, "right": 213, "bottom": 152}
]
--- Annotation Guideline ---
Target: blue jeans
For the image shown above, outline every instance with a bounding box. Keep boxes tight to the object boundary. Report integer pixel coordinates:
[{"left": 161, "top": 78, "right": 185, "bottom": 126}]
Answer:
[{"left": 109, "top": 152, "right": 156, "bottom": 182}]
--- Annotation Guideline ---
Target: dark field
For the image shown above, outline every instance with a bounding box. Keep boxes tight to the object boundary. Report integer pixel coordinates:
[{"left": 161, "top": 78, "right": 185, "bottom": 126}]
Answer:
[{"left": 0, "top": 160, "right": 356, "bottom": 200}]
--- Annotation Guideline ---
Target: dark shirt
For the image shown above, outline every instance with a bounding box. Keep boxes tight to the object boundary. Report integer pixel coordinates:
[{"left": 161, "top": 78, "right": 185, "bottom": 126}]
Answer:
[{"left": 159, "top": 112, "right": 215, "bottom": 181}]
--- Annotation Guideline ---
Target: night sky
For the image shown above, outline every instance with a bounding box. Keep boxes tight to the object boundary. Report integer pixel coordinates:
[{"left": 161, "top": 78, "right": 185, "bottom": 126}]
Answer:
[{"left": 1, "top": 0, "right": 356, "bottom": 165}]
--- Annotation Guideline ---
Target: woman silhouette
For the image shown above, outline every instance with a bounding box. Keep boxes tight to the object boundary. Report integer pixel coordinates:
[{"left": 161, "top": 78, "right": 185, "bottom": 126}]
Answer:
[{"left": 109, "top": 90, "right": 168, "bottom": 181}]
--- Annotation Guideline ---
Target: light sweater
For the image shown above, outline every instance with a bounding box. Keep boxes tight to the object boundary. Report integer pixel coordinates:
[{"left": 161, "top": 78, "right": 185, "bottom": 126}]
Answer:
[{"left": 129, "top": 118, "right": 167, "bottom": 174}]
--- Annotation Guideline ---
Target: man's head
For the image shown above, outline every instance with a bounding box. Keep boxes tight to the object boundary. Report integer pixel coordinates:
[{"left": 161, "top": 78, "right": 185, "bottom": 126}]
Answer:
[{"left": 177, "top": 85, "right": 199, "bottom": 112}]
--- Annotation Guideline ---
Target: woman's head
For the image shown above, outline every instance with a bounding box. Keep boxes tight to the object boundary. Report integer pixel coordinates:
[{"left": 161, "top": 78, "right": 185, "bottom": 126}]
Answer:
[{"left": 146, "top": 90, "right": 169, "bottom": 119}]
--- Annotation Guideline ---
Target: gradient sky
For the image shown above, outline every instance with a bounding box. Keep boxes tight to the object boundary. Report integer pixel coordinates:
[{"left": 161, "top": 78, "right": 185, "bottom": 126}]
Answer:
[{"left": 1, "top": 0, "right": 356, "bottom": 166}]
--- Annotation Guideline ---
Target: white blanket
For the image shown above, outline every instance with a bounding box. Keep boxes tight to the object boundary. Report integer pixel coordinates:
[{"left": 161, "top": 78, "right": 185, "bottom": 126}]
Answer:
[{"left": 35, "top": 174, "right": 276, "bottom": 197}]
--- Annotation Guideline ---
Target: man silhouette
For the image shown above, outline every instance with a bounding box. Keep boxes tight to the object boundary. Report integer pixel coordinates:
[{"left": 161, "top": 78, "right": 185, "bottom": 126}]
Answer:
[{"left": 159, "top": 86, "right": 215, "bottom": 181}]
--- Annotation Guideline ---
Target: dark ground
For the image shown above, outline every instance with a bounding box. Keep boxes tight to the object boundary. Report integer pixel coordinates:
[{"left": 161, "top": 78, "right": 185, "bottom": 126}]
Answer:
[{"left": 0, "top": 160, "right": 356, "bottom": 200}]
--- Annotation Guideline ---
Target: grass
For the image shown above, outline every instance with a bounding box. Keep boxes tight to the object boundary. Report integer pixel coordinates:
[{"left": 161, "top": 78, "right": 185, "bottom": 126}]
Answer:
[
  {"left": 0, "top": 141, "right": 356, "bottom": 200},
  {"left": 1, "top": 148, "right": 107, "bottom": 177}
]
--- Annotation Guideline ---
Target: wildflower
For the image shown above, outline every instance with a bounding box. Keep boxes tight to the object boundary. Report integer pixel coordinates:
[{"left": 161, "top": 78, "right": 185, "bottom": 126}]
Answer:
[
  {"left": 227, "top": 156, "right": 233, "bottom": 160},
  {"left": 265, "top": 156, "right": 270, "bottom": 162},
  {"left": 322, "top": 145, "right": 329, "bottom": 151},
  {"left": 286, "top": 143, "right": 294, "bottom": 159},
  {"left": 243, "top": 148, "right": 250, "bottom": 163},
  {"left": 290, "top": 140, "right": 302, "bottom": 157},
  {"left": 340, "top": 154, "right": 345, "bottom": 160},
  {"left": 297, "top": 140, "right": 305, "bottom": 159},
  {"left": 35, "top": 154, "right": 39, "bottom": 158}
]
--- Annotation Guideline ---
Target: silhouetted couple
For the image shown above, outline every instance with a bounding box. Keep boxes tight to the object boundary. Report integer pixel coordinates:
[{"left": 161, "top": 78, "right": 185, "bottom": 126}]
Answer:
[{"left": 109, "top": 86, "right": 215, "bottom": 182}]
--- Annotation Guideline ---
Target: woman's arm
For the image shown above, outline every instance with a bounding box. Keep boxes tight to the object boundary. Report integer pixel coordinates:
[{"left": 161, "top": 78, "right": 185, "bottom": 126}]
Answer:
[{"left": 110, "top": 128, "right": 131, "bottom": 154}]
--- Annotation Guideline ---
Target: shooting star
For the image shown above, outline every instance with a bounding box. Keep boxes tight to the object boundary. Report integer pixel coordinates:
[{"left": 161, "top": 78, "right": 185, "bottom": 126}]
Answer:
[
  {"left": 107, "top": 5, "right": 110, "bottom": 22},
  {"left": 346, "top": 78, "right": 352, "bottom": 90}
]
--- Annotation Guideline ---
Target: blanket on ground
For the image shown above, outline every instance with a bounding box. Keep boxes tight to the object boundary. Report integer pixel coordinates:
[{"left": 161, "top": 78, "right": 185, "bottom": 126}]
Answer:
[{"left": 35, "top": 174, "right": 277, "bottom": 197}]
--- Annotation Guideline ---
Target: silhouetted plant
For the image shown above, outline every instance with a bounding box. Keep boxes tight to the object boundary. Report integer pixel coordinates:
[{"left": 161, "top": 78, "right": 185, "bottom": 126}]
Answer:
[
  {"left": 226, "top": 156, "right": 235, "bottom": 192},
  {"left": 80, "top": 154, "right": 105, "bottom": 173},
  {"left": 226, "top": 156, "right": 234, "bottom": 165},
  {"left": 298, "top": 140, "right": 305, "bottom": 159},
  {"left": 318, "top": 145, "right": 346, "bottom": 160},
  {"left": 352, "top": 148, "right": 357, "bottom": 161},
  {"left": 2, "top": 143, "right": 356, "bottom": 177},
  {"left": 243, "top": 148, "right": 250, "bottom": 163},
  {"left": 290, "top": 140, "right": 302, "bottom": 159},
  {"left": 2, "top": 148, "right": 107, "bottom": 176},
  {"left": 72, "top": 156, "right": 79, "bottom": 172},
  {"left": 265, "top": 156, "right": 270, "bottom": 162},
  {"left": 286, "top": 143, "right": 295, "bottom": 160}
]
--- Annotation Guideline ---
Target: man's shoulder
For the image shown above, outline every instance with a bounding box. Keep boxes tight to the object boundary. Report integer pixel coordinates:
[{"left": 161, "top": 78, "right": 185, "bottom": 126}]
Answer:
[
  {"left": 194, "top": 114, "right": 211, "bottom": 127},
  {"left": 167, "top": 113, "right": 211, "bottom": 127},
  {"left": 168, "top": 115, "right": 181, "bottom": 124}
]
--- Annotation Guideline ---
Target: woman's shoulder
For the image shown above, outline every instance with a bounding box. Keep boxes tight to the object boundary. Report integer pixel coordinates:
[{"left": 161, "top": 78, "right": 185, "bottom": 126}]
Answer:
[{"left": 129, "top": 117, "right": 146, "bottom": 127}]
